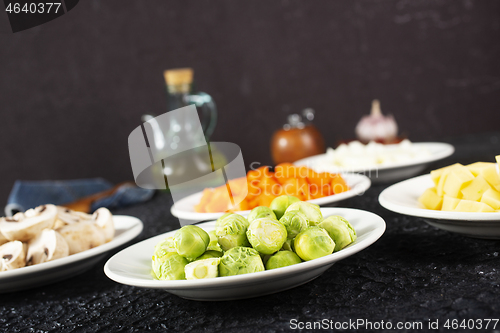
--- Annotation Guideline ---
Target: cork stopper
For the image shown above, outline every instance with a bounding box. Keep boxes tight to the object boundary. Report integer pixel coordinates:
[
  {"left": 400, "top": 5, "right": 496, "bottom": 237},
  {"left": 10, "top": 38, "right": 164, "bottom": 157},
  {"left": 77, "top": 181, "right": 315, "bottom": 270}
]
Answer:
[{"left": 163, "top": 68, "right": 193, "bottom": 85}]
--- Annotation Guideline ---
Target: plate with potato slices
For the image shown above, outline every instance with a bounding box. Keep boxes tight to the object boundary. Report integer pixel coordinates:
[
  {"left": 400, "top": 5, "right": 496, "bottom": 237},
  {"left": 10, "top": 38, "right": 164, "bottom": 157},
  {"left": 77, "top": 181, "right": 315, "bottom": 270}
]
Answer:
[
  {"left": 104, "top": 207, "right": 385, "bottom": 301},
  {"left": 379, "top": 169, "right": 500, "bottom": 239},
  {"left": 171, "top": 173, "right": 371, "bottom": 222}
]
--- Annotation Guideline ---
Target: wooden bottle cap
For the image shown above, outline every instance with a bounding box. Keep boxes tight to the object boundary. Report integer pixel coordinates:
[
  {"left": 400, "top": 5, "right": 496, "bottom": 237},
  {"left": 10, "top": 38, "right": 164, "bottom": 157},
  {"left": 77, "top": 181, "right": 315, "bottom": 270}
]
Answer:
[{"left": 163, "top": 68, "right": 193, "bottom": 85}]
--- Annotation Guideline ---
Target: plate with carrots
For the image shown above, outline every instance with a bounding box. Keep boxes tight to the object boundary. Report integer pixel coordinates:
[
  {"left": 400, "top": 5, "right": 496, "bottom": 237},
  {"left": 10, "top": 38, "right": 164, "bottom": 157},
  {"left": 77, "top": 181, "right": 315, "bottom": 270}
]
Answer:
[{"left": 171, "top": 164, "right": 371, "bottom": 221}]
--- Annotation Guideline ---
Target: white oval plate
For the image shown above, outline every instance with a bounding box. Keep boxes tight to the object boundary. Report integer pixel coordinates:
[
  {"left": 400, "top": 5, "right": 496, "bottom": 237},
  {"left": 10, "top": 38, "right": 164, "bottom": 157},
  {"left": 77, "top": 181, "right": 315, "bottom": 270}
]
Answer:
[
  {"left": 379, "top": 174, "right": 500, "bottom": 239},
  {"left": 104, "top": 207, "right": 385, "bottom": 301},
  {"left": 170, "top": 173, "right": 371, "bottom": 221},
  {"left": 295, "top": 142, "right": 454, "bottom": 183},
  {"left": 0, "top": 215, "right": 143, "bottom": 292}
]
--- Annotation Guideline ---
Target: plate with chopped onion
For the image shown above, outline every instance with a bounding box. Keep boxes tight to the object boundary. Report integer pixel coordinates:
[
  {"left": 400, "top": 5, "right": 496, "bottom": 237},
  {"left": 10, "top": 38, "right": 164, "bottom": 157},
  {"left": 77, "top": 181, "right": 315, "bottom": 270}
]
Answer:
[{"left": 295, "top": 141, "right": 454, "bottom": 183}]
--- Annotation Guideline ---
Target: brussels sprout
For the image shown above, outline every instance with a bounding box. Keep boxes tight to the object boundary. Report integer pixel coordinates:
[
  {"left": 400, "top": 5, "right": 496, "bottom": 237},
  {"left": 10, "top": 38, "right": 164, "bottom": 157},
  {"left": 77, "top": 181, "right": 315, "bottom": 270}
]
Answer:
[
  {"left": 265, "top": 250, "right": 302, "bottom": 270},
  {"left": 215, "top": 212, "right": 233, "bottom": 227},
  {"left": 319, "top": 215, "right": 357, "bottom": 252},
  {"left": 247, "top": 206, "right": 277, "bottom": 223},
  {"left": 270, "top": 195, "right": 301, "bottom": 220},
  {"left": 279, "top": 211, "right": 309, "bottom": 239},
  {"left": 294, "top": 226, "right": 335, "bottom": 261},
  {"left": 285, "top": 201, "right": 323, "bottom": 225},
  {"left": 281, "top": 238, "right": 294, "bottom": 252},
  {"left": 174, "top": 225, "right": 210, "bottom": 261},
  {"left": 215, "top": 214, "right": 250, "bottom": 251},
  {"left": 185, "top": 258, "right": 221, "bottom": 280},
  {"left": 219, "top": 246, "right": 265, "bottom": 276},
  {"left": 207, "top": 230, "right": 223, "bottom": 252},
  {"left": 261, "top": 253, "right": 273, "bottom": 265},
  {"left": 246, "top": 218, "right": 287, "bottom": 255},
  {"left": 196, "top": 250, "right": 223, "bottom": 260},
  {"left": 153, "top": 237, "right": 177, "bottom": 257},
  {"left": 152, "top": 252, "right": 189, "bottom": 280}
]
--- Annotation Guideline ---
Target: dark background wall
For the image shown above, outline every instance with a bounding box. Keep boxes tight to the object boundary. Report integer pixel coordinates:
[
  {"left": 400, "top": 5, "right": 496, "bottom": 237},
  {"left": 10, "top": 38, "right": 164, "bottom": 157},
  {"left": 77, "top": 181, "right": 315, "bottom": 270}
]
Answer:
[{"left": 0, "top": 0, "right": 499, "bottom": 205}]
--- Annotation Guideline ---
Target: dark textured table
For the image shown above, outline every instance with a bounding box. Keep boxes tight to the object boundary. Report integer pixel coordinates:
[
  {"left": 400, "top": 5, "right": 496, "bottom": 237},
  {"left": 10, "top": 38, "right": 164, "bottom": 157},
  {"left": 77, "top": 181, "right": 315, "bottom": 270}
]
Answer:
[{"left": 2, "top": 132, "right": 500, "bottom": 332}]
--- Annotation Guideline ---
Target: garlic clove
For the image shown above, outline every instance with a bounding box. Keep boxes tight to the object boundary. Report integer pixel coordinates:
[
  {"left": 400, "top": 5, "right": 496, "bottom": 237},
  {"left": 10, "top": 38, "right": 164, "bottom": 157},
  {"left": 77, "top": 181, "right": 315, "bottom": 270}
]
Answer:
[{"left": 355, "top": 100, "right": 398, "bottom": 143}]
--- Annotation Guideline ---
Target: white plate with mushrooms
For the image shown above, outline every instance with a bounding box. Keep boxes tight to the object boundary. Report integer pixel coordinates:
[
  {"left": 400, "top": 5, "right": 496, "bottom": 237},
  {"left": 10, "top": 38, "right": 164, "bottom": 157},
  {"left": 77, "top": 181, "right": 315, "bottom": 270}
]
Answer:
[
  {"left": 0, "top": 205, "right": 143, "bottom": 292},
  {"left": 104, "top": 207, "right": 385, "bottom": 301}
]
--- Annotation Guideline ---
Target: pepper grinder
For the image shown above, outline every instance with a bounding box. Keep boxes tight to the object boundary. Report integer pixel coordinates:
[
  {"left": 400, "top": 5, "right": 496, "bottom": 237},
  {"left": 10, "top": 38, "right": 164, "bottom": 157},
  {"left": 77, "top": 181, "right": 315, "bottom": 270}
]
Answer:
[{"left": 270, "top": 109, "right": 326, "bottom": 165}]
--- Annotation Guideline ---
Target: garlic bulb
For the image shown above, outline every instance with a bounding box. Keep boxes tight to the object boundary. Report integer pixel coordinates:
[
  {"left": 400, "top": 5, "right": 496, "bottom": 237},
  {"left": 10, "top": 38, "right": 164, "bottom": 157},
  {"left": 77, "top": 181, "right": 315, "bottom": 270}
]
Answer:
[{"left": 355, "top": 100, "right": 398, "bottom": 143}]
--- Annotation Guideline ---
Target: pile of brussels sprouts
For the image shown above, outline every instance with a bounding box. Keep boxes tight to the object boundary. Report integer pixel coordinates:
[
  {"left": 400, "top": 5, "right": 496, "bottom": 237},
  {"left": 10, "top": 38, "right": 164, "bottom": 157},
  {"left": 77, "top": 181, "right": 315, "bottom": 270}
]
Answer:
[{"left": 151, "top": 195, "right": 357, "bottom": 280}]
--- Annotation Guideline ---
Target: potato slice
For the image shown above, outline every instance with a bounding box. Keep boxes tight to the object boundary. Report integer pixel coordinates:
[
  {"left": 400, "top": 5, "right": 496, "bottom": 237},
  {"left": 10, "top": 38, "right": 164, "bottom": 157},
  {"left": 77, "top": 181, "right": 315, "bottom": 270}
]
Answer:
[
  {"left": 442, "top": 196, "right": 461, "bottom": 211},
  {"left": 460, "top": 175, "right": 492, "bottom": 201},
  {"left": 480, "top": 188, "right": 500, "bottom": 210},
  {"left": 443, "top": 166, "right": 475, "bottom": 198},
  {"left": 467, "top": 162, "right": 500, "bottom": 190},
  {"left": 467, "top": 162, "right": 496, "bottom": 176},
  {"left": 434, "top": 164, "right": 462, "bottom": 196},
  {"left": 430, "top": 163, "right": 463, "bottom": 186},
  {"left": 454, "top": 200, "right": 494, "bottom": 213},
  {"left": 418, "top": 188, "right": 443, "bottom": 210}
]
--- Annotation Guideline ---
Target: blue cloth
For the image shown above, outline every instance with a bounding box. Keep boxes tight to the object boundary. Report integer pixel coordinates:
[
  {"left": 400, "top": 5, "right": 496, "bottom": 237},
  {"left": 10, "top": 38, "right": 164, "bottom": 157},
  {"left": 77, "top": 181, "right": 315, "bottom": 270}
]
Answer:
[{"left": 5, "top": 178, "right": 155, "bottom": 216}]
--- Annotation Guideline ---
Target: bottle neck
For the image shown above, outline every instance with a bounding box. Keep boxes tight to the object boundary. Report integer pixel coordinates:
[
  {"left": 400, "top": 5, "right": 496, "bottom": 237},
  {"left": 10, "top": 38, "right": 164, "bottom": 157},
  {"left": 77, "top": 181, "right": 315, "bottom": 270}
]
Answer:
[
  {"left": 166, "top": 83, "right": 193, "bottom": 111},
  {"left": 167, "top": 83, "right": 191, "bottom": 94}
]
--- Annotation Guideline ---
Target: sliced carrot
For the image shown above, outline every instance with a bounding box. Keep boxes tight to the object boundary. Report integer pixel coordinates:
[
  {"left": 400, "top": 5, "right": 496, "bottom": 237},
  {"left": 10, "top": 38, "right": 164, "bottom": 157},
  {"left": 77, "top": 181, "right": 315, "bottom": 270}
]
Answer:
[
  {"left": 321, "top": 184, "right": 334, "bottom": 196},
  {"left": 194, "top": 204, "right": 204, "bottom": 213},
  {"left": 309, "top": 187, "right": 325, "bottom": 199},
  {"left": 297, "top": 177, "right": 311, "bottom": 200},
  {"left": 227, "top": 177, "right": 248, "bottom": 202},
  {"left": 275, "top": 163, "right": 294, "bottom": 179},
  {"left": 229, "top": 197, "right": 250, "bottom": 212},
  {"left": 204, "top": 187, "right": 231, "bottom": 212},
  {"left": 258, "top": 193, "right": 277, "bottom": 207},
  {"left": 281, "top": 178, "right": 298, "bottom": 197},
  {"left": 331, "top": 174, "right": 350, "bottom": 194},
  {"left": 259, "top": 175, "right": 281, "bottom": 196},
  {"left": 307, "top": 171, "right": 332, "bottom": 188},
  {"left": 246, "top": 196, "right": 260, "bottom": 210},
  {"left": 256, "top": 166, "right": 273, "bottom": 179},
  {"left": 280, "top": 178, "right": 305, "bottom": 200},
  {"left": 308, "top": 183, "right": 322, "bottom": 199},
  {"left": 247, "top": 169, "right": 261, "bottom": 183},
  {"left": 194, "top": 188, "right": 214, "bottom": 212},
  {"left": 195, "top": 165, "right": 349, "bottom": 212}
]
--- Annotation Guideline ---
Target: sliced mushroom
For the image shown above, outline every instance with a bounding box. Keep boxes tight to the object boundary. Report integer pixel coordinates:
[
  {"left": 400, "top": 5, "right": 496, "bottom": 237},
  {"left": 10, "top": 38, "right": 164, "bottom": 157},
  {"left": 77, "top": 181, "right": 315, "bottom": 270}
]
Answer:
[
  {"left": 26, "top": 229, "right": 69, "bottom": 265},
  {"left": 0, "top": 241, "right": 26, "bottom": 271},
  {"left": 0, "top": 231, "right": 8, "bottom": 246},
  {"left": 54, "top": 206, "right": 114, "bottom": 243},
  {"left": 0, "top": 205, "right": 57, "bottom": 242},
  {"left": 57, "top": 222, "right": 105, "bottom": 255},
  {"left": 93, "top": 208, "right": 114, "bottom": 242},
  {"left": 53, "top": 206, "right": 92, "bottom": 229}
]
